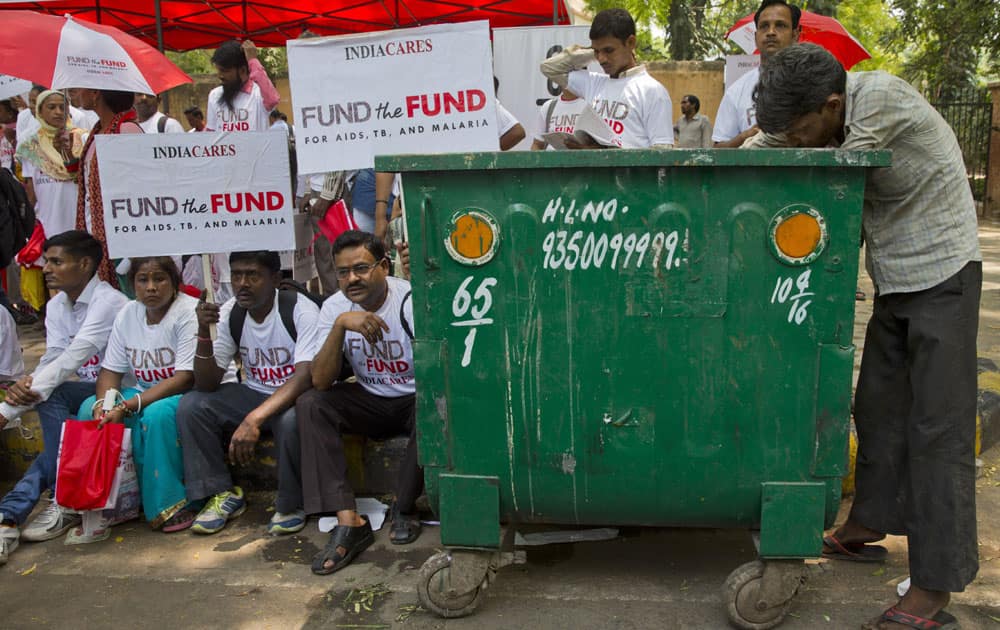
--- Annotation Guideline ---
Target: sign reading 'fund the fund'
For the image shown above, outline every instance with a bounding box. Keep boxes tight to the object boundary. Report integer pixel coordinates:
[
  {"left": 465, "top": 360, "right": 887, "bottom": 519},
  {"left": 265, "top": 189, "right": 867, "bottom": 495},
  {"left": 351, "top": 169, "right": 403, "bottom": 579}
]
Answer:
[
  {"left": 287, "top": 20, "right": 498, "bottom": 174},
  {"left": 95, "top": 131, "right": 295, "bottom": 258}
]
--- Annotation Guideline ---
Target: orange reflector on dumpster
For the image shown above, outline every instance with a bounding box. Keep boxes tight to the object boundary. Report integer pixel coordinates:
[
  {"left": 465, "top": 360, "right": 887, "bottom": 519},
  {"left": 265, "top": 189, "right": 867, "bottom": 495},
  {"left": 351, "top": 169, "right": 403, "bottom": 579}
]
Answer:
[
  {"left": 445, "top": 210, "right": 500, "bottom": 266},
  {"left": 775, "top": 213, "right": 822, "bottom": 258},
  {"left": 768, "top": 205, "right": 828, "bottom": 265}
]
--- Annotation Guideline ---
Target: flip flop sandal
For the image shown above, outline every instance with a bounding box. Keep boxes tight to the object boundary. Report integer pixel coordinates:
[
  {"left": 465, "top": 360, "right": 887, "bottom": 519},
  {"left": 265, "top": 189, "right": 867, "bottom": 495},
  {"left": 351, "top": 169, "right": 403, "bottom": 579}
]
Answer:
[
  {"left": 311, "top": 518, "right": 374, "bottom": 576},
  {"left": 865, "top": 606, "right": 959, "bottom": 630},
  {"left": 162, "top": 506, "right": 199, "bottom": 533},
  {"left": 822, "top": 534, "right": 888, "bottom": 563},
  {"left": 390, "top": 510, "right": 422, "bottom": 545}
]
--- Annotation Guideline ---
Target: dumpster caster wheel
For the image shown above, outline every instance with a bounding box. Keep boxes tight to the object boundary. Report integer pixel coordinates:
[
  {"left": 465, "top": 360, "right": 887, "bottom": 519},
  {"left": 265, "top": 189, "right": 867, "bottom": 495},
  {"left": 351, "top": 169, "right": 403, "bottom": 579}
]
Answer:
[
  {"left": 722, "top": 560, "right": 803, "bottom": 630},
  {"left": 417, "top": 550, "right": 489, "bottom": 618}
]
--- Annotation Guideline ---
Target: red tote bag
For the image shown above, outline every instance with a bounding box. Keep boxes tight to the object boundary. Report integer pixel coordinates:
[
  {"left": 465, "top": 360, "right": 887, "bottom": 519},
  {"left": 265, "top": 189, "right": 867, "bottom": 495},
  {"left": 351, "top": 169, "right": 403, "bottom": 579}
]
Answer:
[{"left": 55, "top": 420, "right": 127, "bottom": 511}]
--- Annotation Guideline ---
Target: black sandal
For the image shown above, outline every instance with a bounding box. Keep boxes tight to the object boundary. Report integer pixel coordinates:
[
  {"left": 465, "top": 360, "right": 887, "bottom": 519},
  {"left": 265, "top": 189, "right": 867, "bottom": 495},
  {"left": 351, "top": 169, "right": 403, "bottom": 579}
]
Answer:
[
  {"left": 311, "top": 517, "right": 374, "bottom": 575},
  {"left": 389, "top": 506, "right": 422, "bottom": 545}
]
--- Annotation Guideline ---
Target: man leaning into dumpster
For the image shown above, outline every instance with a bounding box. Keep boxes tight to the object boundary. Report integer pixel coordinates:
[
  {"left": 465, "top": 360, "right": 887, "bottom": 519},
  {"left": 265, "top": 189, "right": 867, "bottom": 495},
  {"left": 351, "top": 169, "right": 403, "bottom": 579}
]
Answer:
[
  {"left": 540, "top": 8, "right": 673, "bottom": 148},
  {"left": 297, "top": 230, "right": 421, "bottom": 575},
  {"left": 748, "top": 43, "right": 981, "bottom": 629}
]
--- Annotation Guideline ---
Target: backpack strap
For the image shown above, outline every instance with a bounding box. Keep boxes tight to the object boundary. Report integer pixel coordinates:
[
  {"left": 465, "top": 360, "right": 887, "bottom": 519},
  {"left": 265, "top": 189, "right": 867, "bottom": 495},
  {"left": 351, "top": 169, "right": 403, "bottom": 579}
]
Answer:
[
  {"left": 228, "top": 290, "right": 298, "bottom": 347},
  {"left": 277, "top": 289, "right": 298, "bottom": 342},
  {"left": 399, "top": 290, "right": 414, "bottom": 341},
  {"left": 545, "top": 98, "right": 559, "bottom": 133},
  {"left": 157, "top": 116, "right": 167, "bottom": 133},
  {"left": 229, "top": 303, "right": 248, "bottom": 347}
]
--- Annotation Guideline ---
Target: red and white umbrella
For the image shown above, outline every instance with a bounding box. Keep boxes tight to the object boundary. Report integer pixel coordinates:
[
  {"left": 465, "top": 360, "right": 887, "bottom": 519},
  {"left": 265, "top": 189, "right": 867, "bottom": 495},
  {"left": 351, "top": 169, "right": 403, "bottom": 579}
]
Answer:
[
  {"left": 0, "top": 11, "right": 191, "bottom": 94},
  {"left": 725, "top": 10, "right": 871, "bottom": 70}
]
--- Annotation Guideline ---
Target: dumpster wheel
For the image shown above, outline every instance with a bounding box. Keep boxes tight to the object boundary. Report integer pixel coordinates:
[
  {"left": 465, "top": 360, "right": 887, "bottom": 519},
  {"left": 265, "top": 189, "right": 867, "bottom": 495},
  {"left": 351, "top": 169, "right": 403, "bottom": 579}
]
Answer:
[
  {"left": 417, "top": 550, "right": 489, "bottom": 618},
  {"left": 722, "top": 560, "right": 803, "bottom": 630}
]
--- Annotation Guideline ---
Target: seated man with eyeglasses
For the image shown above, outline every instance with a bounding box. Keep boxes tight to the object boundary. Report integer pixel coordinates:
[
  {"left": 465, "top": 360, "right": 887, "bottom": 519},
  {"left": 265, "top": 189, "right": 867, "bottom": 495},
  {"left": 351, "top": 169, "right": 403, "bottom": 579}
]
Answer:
[
  {"left": 298, "top": 230, "right": 420, "bottom": 575},
  {"left": 175, "top": 251, "right": 321, "bottom": 535}
]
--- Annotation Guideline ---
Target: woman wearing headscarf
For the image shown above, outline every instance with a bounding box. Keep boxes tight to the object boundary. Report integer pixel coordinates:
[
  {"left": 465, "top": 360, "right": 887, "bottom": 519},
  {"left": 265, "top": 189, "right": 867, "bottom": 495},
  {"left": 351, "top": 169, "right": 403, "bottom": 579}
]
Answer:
[{"left": 14, "top": 90, "right": 85, "bottom": 308}]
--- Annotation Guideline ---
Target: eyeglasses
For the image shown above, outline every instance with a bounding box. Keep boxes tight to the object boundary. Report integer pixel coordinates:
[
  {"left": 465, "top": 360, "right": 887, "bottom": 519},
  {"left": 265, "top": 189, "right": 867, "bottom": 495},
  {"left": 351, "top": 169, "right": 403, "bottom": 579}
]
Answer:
[{"left": 334, "top": 262, "right": 381, "bottom": 280}]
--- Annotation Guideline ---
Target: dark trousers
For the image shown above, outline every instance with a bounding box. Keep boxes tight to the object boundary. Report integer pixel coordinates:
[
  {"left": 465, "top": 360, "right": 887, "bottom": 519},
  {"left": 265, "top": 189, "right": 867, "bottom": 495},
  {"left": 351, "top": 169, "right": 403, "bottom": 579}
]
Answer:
[
  {"left": 296, "top": 383, "right": 421, "bottom": 515},
  {"left": 853, "top": 261, "right": 981, "bottom": 592},
  {"left": 176, "top": 384, "right": 303, "bottom": 513}
]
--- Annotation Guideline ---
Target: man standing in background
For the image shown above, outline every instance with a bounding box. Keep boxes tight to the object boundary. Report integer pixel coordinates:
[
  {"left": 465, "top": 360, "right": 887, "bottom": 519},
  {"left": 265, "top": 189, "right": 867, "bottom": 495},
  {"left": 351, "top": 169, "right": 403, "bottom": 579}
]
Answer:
[{"left": 674, "top": 94, "right": 712, "bottom": 148}]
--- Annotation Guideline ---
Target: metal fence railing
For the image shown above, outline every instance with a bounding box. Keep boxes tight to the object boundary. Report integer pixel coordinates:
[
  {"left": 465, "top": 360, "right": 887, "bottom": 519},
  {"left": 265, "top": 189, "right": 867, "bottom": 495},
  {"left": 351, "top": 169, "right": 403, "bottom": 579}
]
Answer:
[{"left": 931, "top": 89, "right": 992, "bottom": 203}]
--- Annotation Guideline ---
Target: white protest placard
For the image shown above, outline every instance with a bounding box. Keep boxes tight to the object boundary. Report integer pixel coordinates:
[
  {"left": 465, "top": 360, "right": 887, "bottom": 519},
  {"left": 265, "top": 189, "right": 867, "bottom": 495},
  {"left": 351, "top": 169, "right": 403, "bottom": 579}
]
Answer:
[
  {"left": 0, "top": 74, "right": 31, "bottom": 100},
  {"left": 288, "top": 21, "right": 498, "bottom": 174},
  {"left": 95, "top": 131, "right": 294, "bottom": 259},
  {"left": 725, "top": 55, "right": 760, "bottom": 90},
  {"left": 493, "top": 25, "right": 597, "bottom": 150},
  {"left": 279, "top": 213, "right": 317, "bottom": 283}
]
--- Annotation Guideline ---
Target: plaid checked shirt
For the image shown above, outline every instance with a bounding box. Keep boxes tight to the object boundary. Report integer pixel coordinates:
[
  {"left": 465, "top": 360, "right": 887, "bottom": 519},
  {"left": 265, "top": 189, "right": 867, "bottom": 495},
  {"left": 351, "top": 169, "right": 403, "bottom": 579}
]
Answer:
[{"left": 750, "top": 71, "right": 981, "bottom": 295}]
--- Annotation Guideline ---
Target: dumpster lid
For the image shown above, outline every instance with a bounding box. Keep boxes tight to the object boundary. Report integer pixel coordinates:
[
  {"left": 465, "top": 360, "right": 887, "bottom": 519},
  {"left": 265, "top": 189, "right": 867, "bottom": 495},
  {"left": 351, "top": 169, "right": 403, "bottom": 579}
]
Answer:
[{"left": 375, "top": 148, "right": 891, "bottom": 172}]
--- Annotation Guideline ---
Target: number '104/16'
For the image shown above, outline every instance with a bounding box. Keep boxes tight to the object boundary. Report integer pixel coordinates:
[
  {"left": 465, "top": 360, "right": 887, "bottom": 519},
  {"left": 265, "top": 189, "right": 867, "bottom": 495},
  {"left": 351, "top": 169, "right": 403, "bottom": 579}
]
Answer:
[{"left": 542, "top": 230, "right": 687, "bottom": 271}]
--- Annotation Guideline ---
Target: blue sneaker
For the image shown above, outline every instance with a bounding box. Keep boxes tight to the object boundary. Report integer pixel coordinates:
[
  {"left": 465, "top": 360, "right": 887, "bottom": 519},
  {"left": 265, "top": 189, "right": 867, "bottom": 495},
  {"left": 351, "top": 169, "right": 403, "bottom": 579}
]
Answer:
[
  {"left": 267, "top": 509, "right": 306, "bottom": 536},
  {"left": 191, "top": 487, "right": 246, "bottom": 535}
]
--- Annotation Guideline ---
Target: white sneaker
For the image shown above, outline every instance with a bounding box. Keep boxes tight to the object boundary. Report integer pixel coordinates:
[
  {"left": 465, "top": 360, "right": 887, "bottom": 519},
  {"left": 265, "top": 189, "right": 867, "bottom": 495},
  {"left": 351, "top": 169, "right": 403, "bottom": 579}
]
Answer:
[
  {"left": 0, "top": 525, "right": 19, "bottom": 565},
  {"left": 22, "top": 499, "right": 81, "bottom": 542}
]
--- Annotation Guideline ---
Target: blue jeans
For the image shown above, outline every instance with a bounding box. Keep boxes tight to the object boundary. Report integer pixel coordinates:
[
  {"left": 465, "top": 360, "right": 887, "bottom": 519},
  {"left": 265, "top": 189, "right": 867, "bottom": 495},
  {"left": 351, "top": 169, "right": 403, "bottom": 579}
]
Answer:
[{"left": 0, "top": 381, "right": 95, "bottom": 525}]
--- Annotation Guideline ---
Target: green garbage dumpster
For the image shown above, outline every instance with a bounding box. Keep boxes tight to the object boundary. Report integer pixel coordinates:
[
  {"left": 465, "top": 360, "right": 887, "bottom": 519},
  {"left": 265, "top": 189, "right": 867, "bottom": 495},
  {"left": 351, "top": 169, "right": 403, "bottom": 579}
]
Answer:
[{"left": 376, "top": 148, "right": 890, "bottom": 629}]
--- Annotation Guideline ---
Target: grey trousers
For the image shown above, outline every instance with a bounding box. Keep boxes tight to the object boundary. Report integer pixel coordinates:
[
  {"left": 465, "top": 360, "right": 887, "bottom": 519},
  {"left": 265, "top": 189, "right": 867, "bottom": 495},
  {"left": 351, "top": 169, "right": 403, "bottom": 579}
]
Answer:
[
  {"left": 177, "top": 383, "right": 303, "bottom": 513},
  {"left": 853, "top": 261, "right": 981, "bottom": 592}
]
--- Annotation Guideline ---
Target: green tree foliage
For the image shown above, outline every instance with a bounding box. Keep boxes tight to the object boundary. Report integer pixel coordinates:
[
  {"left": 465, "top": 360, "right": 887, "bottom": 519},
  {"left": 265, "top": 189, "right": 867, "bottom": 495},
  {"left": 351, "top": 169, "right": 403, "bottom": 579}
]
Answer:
[
  {"left": 166, "top": 46, "right": 288, "bottom": 78},
  {"left": 581, "top": 0, "right": 998, "bottom": 92},
  {"left": 891, "top": 0, "right": 999, "bottom": 98}
]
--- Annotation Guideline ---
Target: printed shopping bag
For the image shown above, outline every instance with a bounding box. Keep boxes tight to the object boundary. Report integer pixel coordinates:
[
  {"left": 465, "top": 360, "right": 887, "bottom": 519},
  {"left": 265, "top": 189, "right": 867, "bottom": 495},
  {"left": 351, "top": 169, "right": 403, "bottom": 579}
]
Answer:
[
  {"left": 55, "top": 420, "right": 126, "bottom": 511},
  {"left": 101, "top": 427, "right": 140, "bottom": 524}
]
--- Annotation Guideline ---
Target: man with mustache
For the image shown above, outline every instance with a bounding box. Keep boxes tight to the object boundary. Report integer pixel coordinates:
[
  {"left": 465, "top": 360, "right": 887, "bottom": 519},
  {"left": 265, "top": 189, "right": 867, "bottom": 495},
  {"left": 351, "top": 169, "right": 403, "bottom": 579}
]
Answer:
[
  {"left": 176, "top": 251, "right": 321, "bottom": 535},
  {"left": 713, "top": 0, "right": 800, "bottom": 147},
  {"left": 298, "top": 230, "right": 421, "bottom": 575}
]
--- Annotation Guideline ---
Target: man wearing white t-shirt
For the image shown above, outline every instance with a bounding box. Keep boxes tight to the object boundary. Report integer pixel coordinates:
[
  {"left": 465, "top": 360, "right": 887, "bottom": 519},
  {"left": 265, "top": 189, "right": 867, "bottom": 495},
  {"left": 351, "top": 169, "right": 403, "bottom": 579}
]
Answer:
[
  {"left": 0, "top": 231, "right": 127, "bottom": 564},
  {"left": 0, "top": 306, "right": 24, "bottom": 382},
  {"left": 134, "top": 93, "right": 184, "bottom": 134},
  {"left": 712, "top": 0, "right": 800, "bottom": 147},
  {"left": 177, "top": 251, "right": 321, "bottom": 536},
  {"left": 541, "top": 8, "right": 673, "bottom": 148},
  {"left": 300, "top": 231, "right": 421, "bottom": 575},
  {"left": 205, "top": 40, "right": 280, "bottom": 133},
  {"left": 531, "top": 89, "right": 586, "bottom": 150}
]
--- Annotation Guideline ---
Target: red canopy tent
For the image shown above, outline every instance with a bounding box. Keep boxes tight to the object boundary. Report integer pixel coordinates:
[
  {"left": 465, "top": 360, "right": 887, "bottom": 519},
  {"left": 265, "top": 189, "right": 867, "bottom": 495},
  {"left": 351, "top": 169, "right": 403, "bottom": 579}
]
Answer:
[{"left": 0, "top": 0, "right": 570, "bottom": 51}]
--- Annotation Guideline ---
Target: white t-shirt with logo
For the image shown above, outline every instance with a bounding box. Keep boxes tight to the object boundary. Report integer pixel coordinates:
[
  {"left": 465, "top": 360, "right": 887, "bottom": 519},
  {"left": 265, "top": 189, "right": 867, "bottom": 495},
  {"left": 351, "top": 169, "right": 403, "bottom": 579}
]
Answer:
[
  {"left": 206, "top": 82, "right": 270, "bottom": 133},
  {"left": 138, "top": 111, "right": 185, "bottom": 134},
  {"left": 102, "top": 293, "right": 198, "bottom": 391},
  {"left": 532, "top": 96, "right": 588, "bottom": 148},
  {"left": 712, "top": 67, "right": 759, "bottom": 143},
  {"left": 317, "top": 276, "right": 414, "bottom": 398},
  {"left": 213, "top": 292, "right": 322, "bottom": 395},
  {"left": 20, "top": 159, "right": 78, "bottom": 238},
  {"left": 567, "top": 65, "right": 674, "bottom": 148}
]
